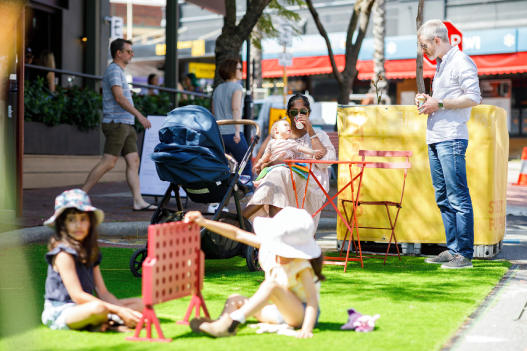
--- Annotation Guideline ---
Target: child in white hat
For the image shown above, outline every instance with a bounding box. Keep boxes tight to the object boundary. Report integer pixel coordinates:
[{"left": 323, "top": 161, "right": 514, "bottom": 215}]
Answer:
[
  {"left": 185, "top": 206, "right": 325, "bottom": 339},
  {"left": 41, "top": 189, "right": 143, "bottom": 331}
]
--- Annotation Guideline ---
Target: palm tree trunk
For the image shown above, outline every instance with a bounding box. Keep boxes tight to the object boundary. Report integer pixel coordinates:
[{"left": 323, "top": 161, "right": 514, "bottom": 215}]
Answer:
[{"left": 369, "top": 0, "right": 387, "bottom": 101}]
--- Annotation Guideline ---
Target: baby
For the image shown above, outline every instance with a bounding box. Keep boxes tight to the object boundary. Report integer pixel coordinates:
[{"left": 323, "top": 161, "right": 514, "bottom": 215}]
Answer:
[{"left": 253, "top": 119, "right": 323, "bottom": 187}]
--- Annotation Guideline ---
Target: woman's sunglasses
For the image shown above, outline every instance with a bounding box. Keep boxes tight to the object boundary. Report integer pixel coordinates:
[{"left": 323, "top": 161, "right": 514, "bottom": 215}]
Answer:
[{"left": 289, "top": 108, "right": 309, "bottom": 117}]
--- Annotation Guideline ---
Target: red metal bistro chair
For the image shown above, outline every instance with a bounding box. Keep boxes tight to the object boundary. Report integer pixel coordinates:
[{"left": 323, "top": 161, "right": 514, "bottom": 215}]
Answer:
[{"left": 340, "top": 150, "right": 412, "bottom": 265}]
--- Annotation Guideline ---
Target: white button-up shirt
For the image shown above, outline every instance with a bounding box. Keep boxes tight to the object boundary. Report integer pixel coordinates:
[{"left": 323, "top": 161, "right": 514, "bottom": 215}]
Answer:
[{"left": 427, "top": 46, "right": 482, "bottom": 144}]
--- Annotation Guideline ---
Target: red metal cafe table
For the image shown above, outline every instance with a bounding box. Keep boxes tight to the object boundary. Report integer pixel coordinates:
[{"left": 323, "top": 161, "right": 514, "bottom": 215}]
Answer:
[{"left": 284, "top": 159, "right": 373, "bottom": 272}]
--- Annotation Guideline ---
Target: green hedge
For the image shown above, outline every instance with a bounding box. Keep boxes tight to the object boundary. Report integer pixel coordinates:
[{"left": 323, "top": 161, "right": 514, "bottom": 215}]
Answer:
[
  {"left": 24, "top": 79, "right": 210, "bottom": 133},
  {"left": 24, "top": 78, "right": 102, "bottom": 131}
]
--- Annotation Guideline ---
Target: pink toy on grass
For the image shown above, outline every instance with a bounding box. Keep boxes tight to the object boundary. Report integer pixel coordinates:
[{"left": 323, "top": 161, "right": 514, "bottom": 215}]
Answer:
[{"left": 353, "top": 314, "right": 381, "bottom": 333}]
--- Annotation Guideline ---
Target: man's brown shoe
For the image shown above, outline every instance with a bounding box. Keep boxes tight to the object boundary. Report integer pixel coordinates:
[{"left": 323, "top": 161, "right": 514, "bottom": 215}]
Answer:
[
  {"left": 199, "top": 314, "right": 239, "bottom": 338},
  {"left": 425, "top": 250, "right": 454, "bottom": 264}
]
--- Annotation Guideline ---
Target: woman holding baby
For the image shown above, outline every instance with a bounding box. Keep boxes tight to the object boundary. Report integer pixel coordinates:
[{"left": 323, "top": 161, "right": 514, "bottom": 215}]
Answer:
[{"left": 242, "top": 94, "right": 336, "bottom": 229}]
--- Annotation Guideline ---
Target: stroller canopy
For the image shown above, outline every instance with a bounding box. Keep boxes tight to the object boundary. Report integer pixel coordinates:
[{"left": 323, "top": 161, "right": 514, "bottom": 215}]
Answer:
[{"left": 151, "top": 105, "right": 231, "bottom": 188}]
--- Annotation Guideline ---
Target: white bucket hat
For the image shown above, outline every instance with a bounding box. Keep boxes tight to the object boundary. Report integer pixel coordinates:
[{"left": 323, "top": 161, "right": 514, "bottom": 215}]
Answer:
[
  {"left": 44, "top": 189, "right": 104, "bottom": 228},
  {"left": 254, "top": 206, "right": 321, "bottom": 260}
]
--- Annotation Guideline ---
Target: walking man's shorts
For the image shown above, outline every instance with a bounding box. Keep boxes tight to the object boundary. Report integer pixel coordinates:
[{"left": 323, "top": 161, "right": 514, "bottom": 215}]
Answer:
[{"left": 102, "top": 121, "right": 138, "bottom": 156}]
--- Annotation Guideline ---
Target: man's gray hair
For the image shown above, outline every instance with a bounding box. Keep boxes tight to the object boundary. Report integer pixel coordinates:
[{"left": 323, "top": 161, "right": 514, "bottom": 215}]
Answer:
[{"left": 417, "top": 20, "right": 449, "bottom": 43}]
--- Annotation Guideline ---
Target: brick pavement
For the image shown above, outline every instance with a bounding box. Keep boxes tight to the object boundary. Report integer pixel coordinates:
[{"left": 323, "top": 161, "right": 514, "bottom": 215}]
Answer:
[
  {"left": 22, "top": 181, "right": 339, "bottom": 228},
  {"left": 506, "top": 183, "right": 527, "bottom": 207}
]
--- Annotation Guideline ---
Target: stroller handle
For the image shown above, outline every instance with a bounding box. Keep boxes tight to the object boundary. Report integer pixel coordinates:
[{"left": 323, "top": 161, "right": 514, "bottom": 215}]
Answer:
[{"left": 217, "top": 120, "right": 261, "bottom": 138}]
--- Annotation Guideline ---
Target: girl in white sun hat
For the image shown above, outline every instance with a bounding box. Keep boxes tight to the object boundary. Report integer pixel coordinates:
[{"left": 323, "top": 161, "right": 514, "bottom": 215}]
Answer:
[
  {"left": 41, "top": 189, "right": 143, "bottom": 332},
  {"left": 184, "top": 206, "right": 325, "bottom": 339}
]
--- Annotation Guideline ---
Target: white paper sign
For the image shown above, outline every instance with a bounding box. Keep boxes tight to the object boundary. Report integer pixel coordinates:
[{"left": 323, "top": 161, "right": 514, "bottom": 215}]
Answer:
[
  {"left": 110, "top": 16, "right": 124, "bottom": 39},
  {"left": 278, "top": 24, "right": 293, "bottom": 47},
  {"left": 139, "top": 116, "right": 186, "bottom": 198},
  {"left": 278, "top": 52, "right": 293, "bottom": 67}
]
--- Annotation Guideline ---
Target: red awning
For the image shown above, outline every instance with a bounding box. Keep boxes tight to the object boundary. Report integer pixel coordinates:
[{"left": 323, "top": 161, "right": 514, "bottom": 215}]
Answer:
[{"left": 261, "top": 52, "right": 527, "bottom": 80}]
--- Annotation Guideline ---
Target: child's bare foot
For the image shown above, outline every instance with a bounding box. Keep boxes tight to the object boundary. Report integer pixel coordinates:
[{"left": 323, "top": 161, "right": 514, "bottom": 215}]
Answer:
[
  {"left": 253, "top": 180, "right": 262, "bottom": 188},
  {"left": 190, "top": 316, "right": 215, "bottom": 333}
]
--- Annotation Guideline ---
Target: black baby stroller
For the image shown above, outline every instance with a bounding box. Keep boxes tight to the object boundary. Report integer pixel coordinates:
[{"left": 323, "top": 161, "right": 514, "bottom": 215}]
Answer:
[{"left": 129, "top": 105, "right": 261, "bottom": 277}]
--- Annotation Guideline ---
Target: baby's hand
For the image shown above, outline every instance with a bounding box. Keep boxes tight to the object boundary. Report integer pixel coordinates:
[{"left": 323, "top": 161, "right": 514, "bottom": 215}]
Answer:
[
  {"left": 314, "top": 149, "right": 324, "bottom": 159},
  {"left": 184, "top": 211, "right": 205, "bottom": 225},
  {"left": 253, "top": 163, "right": 262, "bottom": 173}
]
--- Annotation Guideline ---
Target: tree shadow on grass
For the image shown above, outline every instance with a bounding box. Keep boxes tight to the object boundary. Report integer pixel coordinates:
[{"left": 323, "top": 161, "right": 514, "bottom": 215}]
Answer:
[{"left": 319, "top": 256, "right": 510, "bottom": 304}]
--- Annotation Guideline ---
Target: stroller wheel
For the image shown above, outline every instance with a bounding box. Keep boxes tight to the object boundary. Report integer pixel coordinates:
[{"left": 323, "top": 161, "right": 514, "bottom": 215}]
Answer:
[
  {"left": 130, "top": 248, "right": 148, "bottom": 277},
  {"left": 246, "top": 246, "right": 262, "bottom": 272}
]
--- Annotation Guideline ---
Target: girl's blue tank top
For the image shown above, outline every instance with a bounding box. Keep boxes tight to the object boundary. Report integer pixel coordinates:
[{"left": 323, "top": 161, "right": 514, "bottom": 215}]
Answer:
[{"left": 44, "top": 244, "right": 102, "bottom": 303}]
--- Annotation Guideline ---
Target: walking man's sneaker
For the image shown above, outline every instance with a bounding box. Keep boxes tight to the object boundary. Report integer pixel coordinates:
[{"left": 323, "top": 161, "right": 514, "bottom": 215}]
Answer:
[
  {"left": 425, "top": 250, "right": 454, "bottom": 264},
  {"left": 441, "top": 254, "right": 473, "bottom": 269}
]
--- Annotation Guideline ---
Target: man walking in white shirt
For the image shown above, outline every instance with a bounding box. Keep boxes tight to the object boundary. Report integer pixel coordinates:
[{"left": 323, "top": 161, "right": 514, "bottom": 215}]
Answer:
[{"left": 415, "top": 20, "right": 482, "bottom": 269}]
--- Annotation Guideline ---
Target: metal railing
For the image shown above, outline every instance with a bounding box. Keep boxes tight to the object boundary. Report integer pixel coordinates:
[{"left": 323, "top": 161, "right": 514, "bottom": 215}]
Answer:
[{"left": 25, "top": 64, "right": 210, "bottom": 98}]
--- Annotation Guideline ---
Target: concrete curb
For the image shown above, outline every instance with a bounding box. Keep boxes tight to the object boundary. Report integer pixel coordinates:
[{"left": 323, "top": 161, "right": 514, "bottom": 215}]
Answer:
[
  {"left": 0, "top": 217, "right": 339, "bottom": 247},
  {"left": 317, "top": 217, "right": 338, "bottom": 230},
  {"left": 0, "top": 222, "right": 150, "bottom": 247}
]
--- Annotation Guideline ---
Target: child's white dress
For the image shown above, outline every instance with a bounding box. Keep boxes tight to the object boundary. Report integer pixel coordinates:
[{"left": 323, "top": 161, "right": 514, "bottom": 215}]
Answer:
[{"left": 264, "top": 139, "right": 302, "bottom": 162}]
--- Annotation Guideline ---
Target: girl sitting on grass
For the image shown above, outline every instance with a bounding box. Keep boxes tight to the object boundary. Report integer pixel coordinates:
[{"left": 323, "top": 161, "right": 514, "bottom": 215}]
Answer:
[
  {"left": 185, "top": 206, "right": 325, "bottom": 339},
  {"left": 41, "top": 189, "right": 143, "bottom": 331}
]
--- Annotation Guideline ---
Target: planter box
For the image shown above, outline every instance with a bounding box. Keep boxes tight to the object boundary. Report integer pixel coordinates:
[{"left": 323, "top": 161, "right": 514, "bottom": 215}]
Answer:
[{"left": 24, "top": 121, "right": 99, "bottom": 155}]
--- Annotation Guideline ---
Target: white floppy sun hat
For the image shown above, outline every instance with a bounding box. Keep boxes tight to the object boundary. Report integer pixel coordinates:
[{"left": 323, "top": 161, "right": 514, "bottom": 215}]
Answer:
[
  {"left": 44, "top": 189, "right": 104, "bottom": 228},
  {"left": 254, "top": 206, "right": 321, "bottom": 260}
]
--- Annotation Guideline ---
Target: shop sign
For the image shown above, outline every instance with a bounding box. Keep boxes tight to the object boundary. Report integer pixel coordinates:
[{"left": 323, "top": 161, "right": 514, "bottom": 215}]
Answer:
[
  {"left": 424, "top": 21, "right": 462, "bottom": 65},
  {"left": 155, "top": 40, "right": 206, "bottom": 57},
  {"left": 188, "top": 62, "right": 216, "bottom": 79},
  {"left": 463, "top": 28, "right": 518, "bottom": 55}
]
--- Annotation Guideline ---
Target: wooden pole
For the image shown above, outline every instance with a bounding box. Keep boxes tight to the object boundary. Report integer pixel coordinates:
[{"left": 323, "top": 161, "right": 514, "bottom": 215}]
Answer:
[
  {"left": 416, "top": 0, "right": 426, "bottom": 94},
  {"left": 283, "top": 45, "right": 287, "bottom": 107},
  {"left": 16, "top": 9, "right": 25, "bottom": 217}
]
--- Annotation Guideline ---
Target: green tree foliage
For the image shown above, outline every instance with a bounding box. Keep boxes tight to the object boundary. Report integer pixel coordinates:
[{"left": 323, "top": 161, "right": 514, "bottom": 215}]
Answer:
[
  {"left": 132, "top": 92, "right": 173, "bottom": 133},
  {"left": 251, "top": 0, "right": 304, "bottom": 49}
]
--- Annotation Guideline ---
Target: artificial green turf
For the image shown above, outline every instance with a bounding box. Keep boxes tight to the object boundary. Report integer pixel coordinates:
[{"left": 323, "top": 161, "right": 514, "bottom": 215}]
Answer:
[{"left": 0, "top": 244, "right": 510, "bottom": 351}]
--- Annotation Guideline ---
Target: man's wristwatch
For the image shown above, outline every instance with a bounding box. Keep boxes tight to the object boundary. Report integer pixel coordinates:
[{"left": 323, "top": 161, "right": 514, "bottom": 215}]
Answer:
[{"left": 439, "top": 100, "right": 444, "bottom": 109}]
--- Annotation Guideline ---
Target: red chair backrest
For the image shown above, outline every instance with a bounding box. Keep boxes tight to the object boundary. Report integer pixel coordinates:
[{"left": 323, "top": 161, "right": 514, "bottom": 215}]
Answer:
[
  {"left": 326, "top": 131, "right": 339, "bottom": 160},
  {"left": 357, "top": 150, "right": 413, "bottom": 170},
  {"left": 142, "top": 221, "right": 204, "bottom": 306}
]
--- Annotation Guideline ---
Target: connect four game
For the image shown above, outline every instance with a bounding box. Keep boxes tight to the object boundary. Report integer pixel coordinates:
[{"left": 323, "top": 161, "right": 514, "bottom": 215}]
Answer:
[{"left": 126, "top": 221, "right": 209, "bottom": 342}]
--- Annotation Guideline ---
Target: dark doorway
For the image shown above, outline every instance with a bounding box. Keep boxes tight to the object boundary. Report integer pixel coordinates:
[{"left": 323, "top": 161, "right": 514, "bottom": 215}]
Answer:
[{"left": 25, "top": 5, "right": 62, "bottom": 82}]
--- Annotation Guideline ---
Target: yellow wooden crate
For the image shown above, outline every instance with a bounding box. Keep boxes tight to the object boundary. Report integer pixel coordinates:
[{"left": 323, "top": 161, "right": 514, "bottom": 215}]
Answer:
[{"left": 336, "top": 105, "right": 508, "bottom": 246}]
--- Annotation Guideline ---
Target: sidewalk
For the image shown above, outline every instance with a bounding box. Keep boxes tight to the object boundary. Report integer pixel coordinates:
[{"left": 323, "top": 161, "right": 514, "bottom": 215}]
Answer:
[
  {"left": 443, "top": 161, "right": 527, "bottom": 350},
  {"left": 21, "top": 181, "right": 339, "bottom": 229}
]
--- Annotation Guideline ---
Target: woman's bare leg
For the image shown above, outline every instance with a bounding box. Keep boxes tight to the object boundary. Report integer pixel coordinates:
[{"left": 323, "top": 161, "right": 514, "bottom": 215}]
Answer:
[
  {"left": 269, "top": 205, "right": 282, "bottom": 218},
  {"left": 242, "top": 204, "right": 264, "bottom": 218}
]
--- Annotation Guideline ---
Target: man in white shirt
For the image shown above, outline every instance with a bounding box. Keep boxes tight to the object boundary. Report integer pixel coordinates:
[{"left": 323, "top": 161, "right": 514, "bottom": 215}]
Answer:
[{"left": 415, "top": 20, "right": 481, "bottom": 269}]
